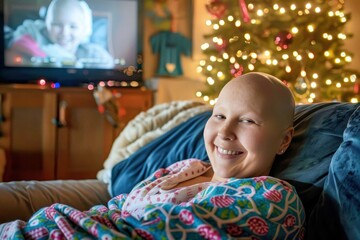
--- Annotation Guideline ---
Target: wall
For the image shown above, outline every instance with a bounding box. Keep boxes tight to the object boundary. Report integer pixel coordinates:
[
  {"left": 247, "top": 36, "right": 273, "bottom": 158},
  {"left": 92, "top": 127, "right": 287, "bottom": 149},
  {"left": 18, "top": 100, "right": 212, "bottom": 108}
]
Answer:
[
  {"left": 142, "top": 0, "right": 207, "bottom": 104},
  {"left": 143, "top": 0, "right": 193, "bottom": 80},
  {"left": 344, "top": 0, "right": 360, "bottom": 69},
  {"left": 144, "top": 0, "right": 360, "bottom": 104}
]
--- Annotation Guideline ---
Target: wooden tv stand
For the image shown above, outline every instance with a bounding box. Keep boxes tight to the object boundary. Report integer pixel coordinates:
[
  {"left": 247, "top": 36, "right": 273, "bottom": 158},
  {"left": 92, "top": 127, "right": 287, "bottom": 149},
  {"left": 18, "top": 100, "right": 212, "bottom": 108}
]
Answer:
[{"left": 0, "top": 85, "right": 153, "bottom": 181}]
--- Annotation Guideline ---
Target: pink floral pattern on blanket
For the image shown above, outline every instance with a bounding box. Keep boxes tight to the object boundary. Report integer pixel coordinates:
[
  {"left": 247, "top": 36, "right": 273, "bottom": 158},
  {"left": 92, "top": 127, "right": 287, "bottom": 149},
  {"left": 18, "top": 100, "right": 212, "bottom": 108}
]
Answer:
[{"left": 0, "top": 159, "right": 305, "bottom": 239}]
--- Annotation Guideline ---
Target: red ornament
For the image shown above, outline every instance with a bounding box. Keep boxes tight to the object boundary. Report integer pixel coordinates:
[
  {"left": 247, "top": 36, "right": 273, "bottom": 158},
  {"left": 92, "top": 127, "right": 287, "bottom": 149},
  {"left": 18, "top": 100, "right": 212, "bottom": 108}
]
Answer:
[
  {"left": 354, "top": 82, "right": 359, "bottom": 94},
  {"left": 205, "top": 0, "right": 227, "bottom": 19},
  {"left": 230, "top": 64, "right": 244, "bottom": 77},
  {"left": 274, "top": 31, "right": 293, "bottom": 50}
]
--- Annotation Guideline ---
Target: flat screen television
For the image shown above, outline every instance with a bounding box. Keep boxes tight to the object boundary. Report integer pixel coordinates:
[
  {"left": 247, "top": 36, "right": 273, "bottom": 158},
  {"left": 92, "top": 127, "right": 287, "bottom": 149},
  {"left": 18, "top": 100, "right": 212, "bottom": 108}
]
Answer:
[{"left": 0, "top": 0, "right": 142, "bottom": 87}]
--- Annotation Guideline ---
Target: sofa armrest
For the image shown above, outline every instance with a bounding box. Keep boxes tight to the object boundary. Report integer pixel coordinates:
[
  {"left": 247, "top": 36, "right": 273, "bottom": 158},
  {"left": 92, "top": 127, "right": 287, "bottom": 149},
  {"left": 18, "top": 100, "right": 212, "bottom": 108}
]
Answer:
[{"left": 0, "top": 179, "right": 111, "bottom": 223}]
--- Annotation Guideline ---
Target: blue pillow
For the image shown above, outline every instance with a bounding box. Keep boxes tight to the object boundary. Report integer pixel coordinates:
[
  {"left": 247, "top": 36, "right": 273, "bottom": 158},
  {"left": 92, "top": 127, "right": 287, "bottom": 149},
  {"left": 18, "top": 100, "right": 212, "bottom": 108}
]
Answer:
[
  {"left": 270, "top": 102, "right": 360, "bottom": 218},
  {"left": 111, "top": 111, "right": 211, "bottom": 196},
  {"left": 306, "top": 106, "right": 360, "bottom": 239}
]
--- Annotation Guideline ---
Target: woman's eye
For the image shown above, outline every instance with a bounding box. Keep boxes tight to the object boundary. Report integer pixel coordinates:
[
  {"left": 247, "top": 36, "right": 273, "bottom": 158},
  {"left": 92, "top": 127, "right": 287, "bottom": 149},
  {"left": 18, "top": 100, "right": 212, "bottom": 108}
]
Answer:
[
  {"left": 214, "top": 114, "right": 225, "bottom": 120},
  {"left": 239, "top": 119, "right": 255, "bottom": 124}
]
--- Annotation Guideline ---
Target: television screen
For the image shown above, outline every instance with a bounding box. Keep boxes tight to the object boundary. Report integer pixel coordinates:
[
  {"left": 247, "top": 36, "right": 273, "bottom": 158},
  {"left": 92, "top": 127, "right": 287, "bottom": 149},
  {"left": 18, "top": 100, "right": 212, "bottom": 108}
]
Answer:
[{"left": 0, "top": 0, "right": 142, "bottom": 87}]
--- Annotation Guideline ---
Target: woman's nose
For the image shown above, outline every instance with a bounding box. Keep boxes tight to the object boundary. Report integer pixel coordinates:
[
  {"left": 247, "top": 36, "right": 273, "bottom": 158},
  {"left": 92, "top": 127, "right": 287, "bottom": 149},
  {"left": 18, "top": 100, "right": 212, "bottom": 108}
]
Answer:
[{"left": 218, "top": 123, "right": 236, "bottom": 141}]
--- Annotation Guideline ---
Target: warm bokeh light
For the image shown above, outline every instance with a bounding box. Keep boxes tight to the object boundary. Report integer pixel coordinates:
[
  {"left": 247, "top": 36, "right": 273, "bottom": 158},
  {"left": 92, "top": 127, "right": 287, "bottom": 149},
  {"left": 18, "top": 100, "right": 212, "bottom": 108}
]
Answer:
[{"left": 198, "top": 0, "right": 358, "bottom": 103}]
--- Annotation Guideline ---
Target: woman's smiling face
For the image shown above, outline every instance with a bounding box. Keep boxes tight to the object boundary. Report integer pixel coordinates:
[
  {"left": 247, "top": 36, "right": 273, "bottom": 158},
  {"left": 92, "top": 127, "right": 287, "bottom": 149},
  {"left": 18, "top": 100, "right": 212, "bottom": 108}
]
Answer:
[{"left": 203, "top": 73, "right": 294, "bottom": 182}]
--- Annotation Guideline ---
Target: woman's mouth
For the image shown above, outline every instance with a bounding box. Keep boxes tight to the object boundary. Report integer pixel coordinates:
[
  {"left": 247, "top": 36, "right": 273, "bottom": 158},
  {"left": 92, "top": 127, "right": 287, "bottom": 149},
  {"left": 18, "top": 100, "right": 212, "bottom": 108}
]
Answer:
[{"left": 217, "top": 146, "right": 242, "bottom": 156}]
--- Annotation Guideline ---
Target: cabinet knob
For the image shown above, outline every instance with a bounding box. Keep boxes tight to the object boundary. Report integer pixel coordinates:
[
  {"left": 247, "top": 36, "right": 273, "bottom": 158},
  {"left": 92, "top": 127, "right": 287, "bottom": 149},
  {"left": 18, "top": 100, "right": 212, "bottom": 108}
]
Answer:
[
  {"left": 0, "top": 94, "right": 5, "bottom": 122},
  {"left": 0, "top": 94, "right": 5, "bottom": 136},
  {"left": 51, "top": 118, "right": 65, "bottom": 128},
  {"left": 52, "top": 100, "right": 68, "bottom": 128}
]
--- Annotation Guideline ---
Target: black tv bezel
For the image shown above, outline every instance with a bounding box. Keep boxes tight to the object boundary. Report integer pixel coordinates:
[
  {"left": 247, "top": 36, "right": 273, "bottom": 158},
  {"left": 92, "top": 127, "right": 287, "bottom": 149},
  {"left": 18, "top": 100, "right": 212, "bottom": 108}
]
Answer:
[{"left": 0, "top": 0, "right": 143, "bottom": 87}]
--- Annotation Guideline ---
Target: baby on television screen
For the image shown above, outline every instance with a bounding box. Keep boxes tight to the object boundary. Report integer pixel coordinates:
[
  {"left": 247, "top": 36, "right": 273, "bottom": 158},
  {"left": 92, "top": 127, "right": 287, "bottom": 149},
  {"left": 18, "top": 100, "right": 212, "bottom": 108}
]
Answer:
[{"left": 3, "top": 0, "right": 138, "bottom": 70}]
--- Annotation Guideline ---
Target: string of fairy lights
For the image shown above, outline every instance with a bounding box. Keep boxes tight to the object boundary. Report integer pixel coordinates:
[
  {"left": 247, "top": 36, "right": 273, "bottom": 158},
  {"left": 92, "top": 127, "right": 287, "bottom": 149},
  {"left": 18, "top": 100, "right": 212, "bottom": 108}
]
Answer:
[{"left": 196, "top": 0, "right": 359, "bottom": 105}]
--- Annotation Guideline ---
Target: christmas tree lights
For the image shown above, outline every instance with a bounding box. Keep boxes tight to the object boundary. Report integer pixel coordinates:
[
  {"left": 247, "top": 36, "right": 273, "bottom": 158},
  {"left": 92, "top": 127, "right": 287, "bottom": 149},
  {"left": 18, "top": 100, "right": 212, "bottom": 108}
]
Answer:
[{"left": 198, "top": 0, "right": 359, "bottom": 104}]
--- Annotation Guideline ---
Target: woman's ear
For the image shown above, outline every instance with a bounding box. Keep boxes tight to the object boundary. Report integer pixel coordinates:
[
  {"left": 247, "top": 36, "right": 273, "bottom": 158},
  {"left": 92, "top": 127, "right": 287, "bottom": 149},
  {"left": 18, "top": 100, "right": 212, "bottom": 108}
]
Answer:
[{"left": 277, "top": 127, "right": 294, "bottom": 155}]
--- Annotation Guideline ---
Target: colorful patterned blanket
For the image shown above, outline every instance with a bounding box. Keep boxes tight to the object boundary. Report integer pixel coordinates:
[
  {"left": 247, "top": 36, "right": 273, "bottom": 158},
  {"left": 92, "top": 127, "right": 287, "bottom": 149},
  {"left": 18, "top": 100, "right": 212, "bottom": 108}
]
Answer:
[{"left": 0, "top": 179, "right": 305, "bottom": 239}]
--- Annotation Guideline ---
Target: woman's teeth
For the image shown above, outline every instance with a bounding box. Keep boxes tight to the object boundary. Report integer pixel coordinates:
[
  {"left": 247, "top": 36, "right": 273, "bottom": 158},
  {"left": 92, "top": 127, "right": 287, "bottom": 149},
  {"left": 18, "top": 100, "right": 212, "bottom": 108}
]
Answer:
[{"left": 218, "top": 147, "right": 241, "bottom": 155}]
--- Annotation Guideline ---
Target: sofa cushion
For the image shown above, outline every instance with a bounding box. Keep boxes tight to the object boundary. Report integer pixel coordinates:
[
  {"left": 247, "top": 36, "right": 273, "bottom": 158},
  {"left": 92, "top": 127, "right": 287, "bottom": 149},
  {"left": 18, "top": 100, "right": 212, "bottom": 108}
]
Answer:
[{"left": 0, "top": 180, "right": 110, "bottom": 223}]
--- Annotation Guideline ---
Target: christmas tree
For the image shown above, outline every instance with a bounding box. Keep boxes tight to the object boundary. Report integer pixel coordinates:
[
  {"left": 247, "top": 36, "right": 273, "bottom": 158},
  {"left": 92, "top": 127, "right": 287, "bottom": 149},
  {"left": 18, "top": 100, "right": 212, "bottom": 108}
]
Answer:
[{"left": 197, "top": 0, "right": 359, "bottom": 104}]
